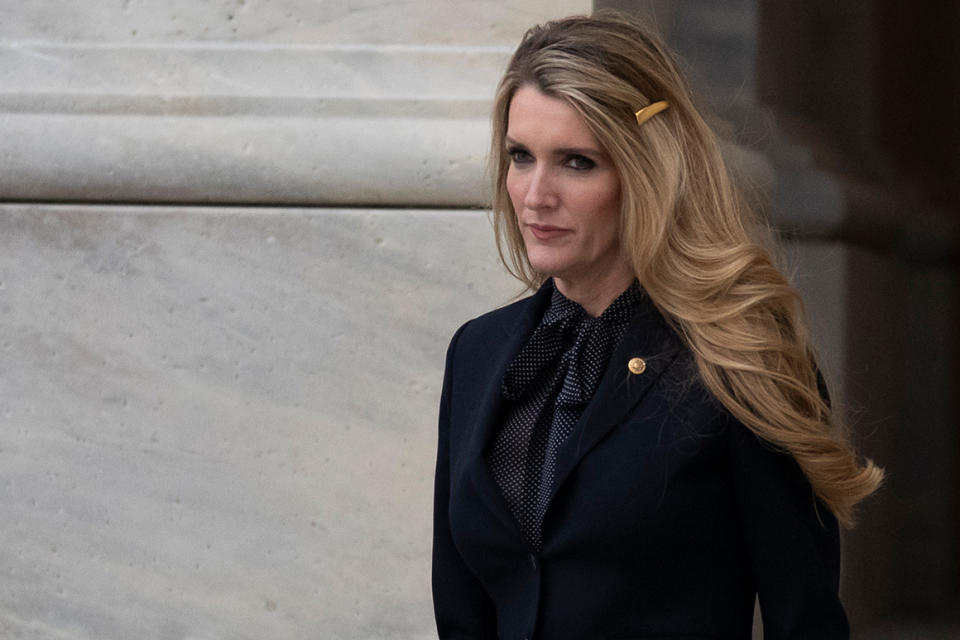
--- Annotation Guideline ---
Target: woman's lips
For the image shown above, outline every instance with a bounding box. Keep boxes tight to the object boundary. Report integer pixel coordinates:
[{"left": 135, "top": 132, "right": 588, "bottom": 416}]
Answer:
[{"left": 527, "top": 223, "right": 571, "bottom": 241}]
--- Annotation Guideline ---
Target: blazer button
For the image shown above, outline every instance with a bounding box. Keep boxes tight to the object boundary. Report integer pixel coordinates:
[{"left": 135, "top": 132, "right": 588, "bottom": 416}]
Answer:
[
  {"left": 528, "top": 553, "right": 538, "bottom": 571},
  {"left": 628, "top": 357, "right": 647, "bottom": 375}
]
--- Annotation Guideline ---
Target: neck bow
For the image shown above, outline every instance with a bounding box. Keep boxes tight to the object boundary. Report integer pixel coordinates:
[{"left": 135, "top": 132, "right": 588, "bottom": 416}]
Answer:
[{"left": 502, "top": 282, "right": 642, "bottom": 407}]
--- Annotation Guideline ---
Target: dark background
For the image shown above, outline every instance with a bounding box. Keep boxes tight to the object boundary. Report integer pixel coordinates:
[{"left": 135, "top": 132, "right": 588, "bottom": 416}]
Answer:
[{"left": 600, "top": 1, "right": 959, "bottom": 637}]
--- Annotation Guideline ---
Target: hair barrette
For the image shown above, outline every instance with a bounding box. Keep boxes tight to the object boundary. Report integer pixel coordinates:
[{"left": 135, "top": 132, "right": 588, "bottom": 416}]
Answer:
[{"left": 634, "top": 100, "right": 670, "bottom": 126}]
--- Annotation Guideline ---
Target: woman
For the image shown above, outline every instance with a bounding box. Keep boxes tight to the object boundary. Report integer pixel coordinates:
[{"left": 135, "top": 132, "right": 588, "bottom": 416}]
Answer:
[{"left": 433, "top": 12, "right": 882, "bottom": 640}]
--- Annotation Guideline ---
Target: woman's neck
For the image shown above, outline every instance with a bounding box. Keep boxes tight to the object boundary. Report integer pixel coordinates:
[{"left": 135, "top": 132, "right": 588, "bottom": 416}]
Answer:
[{"left": 553, "top": 262, "right": 636, "bottom": 317}]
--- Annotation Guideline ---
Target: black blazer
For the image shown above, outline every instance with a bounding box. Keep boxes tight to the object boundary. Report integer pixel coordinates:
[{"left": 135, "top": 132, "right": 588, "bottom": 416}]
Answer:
[{"left": 432, "top": 281, "right": 849, "bottom": 640}]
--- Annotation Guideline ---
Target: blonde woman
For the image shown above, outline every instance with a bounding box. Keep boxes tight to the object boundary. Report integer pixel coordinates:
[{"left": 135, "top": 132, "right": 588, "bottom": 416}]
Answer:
[{"left": 432, "top": 12, "right": 882, "bottom": 640}]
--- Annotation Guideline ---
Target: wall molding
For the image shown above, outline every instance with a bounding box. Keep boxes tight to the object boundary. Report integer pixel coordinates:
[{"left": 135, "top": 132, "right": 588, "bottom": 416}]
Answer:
[{"left": 0, "top": 42, "right": 511, "bottom": 205}]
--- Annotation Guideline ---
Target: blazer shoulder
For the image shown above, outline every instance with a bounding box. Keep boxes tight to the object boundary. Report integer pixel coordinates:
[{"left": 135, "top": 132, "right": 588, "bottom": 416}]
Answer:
[{"left": 454, "top": 291, "right": 542, "bottom": 344}]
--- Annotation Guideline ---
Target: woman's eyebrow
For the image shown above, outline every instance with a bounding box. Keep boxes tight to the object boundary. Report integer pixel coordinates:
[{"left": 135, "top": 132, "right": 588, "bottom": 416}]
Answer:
[
  {"left": 505, "top": 136, "right": 603, "bottom": 157},
  {"left": 554, "top": 146, "right": 603, "bottom": 156}
]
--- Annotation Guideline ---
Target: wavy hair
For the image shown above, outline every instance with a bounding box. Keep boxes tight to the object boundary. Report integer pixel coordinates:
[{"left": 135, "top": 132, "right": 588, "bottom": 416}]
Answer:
[{"left": 490, "top": 12, "right": 882, "bottom": 527}]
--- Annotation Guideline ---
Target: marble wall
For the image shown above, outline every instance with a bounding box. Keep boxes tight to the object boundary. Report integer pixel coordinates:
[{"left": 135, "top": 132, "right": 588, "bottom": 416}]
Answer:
[
  {"left": 0, "top": 1, "right": 589, "bottom": 638},
  {"left": 0, "top": 204, "right": 521, "bottom": 639},
  {"left": 1, "top": 0, "right": 588, "bottom": 206}
]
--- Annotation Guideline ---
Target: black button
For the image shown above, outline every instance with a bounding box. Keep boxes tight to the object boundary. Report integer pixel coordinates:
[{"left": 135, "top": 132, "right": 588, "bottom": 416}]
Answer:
[{"left": 528, "top": 553, "right": 538, "bottom": 571}]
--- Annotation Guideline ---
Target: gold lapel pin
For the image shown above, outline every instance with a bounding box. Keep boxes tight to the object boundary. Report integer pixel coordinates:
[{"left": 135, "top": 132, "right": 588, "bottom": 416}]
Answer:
[{"left": 627, "top": 357, "right": 647, "bottom": 375}]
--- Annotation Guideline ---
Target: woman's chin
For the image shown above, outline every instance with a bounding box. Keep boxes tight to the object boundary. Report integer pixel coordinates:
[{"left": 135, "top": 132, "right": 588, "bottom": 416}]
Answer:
[
  {"left": 528, "top": 261, "right": 566, "bottom": 280},
  {"left": 525, "top": 251, "right": 569, "bottom": 279}
]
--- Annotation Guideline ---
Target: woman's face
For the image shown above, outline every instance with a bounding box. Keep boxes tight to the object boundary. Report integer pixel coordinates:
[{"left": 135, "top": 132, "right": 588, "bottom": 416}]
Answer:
[{"left": 505, "top": 85, "right": 626, "bottom": 291}]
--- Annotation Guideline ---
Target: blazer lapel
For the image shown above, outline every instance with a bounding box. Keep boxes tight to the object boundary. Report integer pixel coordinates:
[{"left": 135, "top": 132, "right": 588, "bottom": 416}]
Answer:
[
  {"left": 464, "top": 282, "right": 553, "bottom": 542},
  {"left": 546, "top": 293, "right": 683, "bottom": 508}
]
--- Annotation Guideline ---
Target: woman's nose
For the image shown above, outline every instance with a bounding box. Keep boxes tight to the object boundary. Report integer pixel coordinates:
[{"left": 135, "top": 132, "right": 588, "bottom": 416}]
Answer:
[{"left": 523, "top": 167, "right": 558, "bottom": 210}]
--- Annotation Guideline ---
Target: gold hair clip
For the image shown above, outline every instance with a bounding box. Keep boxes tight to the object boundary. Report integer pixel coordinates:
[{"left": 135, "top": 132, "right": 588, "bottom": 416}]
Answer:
[{"left": 634, "top": 100, "right": 670, "bottom": 126}]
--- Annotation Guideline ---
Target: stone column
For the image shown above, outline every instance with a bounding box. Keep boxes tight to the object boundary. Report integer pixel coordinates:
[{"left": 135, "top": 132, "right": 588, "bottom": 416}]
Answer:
[
  {"left": 1, "top": 0, "right": 589, "bottom": 206},
  {"left": 0, "top": 2, "right": 587, "bottom": 638}
]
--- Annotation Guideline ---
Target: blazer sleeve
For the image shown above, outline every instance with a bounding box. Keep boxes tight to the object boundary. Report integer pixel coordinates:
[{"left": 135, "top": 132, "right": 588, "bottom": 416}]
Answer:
[
  {"left": 727, "top": 417, "right": 851, "bottom": 639},
  {"left": 432, "top": 323, "right": 498, "bottom": 639}
]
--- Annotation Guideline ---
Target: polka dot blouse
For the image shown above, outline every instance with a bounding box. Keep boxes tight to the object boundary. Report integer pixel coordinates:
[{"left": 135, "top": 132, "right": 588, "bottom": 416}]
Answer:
[{"left": 487, "top": 280, "right": 643, "bottom": 551}]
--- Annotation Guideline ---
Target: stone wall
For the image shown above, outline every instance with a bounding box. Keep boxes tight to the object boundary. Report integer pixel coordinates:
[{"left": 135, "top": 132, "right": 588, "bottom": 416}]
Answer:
[
  {"left": 0, "top": 1, "right": 588, "bottom": 638},
  {"left": 0, "top": 204, "right": 522, "bottom": 639},
  {"left": 1, "top": 0, "right": 590, "bottom": 206}
]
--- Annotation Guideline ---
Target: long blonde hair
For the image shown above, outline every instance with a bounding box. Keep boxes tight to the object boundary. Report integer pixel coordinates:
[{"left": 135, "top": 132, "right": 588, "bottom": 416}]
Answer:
[{"left": 491, "top": 12, "right": 882, "bottom": 527}]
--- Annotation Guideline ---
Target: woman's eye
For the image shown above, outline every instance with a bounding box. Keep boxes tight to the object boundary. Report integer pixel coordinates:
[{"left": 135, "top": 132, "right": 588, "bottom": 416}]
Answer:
[
  {"left": 566, "top": 155, "right": 596, "bottom": 171},
  {"left": 508, "top": 148, "right": 533, "bottom": 164}
]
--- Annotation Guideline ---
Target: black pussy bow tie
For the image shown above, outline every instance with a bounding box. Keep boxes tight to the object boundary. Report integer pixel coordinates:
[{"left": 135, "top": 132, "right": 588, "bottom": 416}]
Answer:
[{"left": 502, "top": 282, "right": 642, "bottom": 408}]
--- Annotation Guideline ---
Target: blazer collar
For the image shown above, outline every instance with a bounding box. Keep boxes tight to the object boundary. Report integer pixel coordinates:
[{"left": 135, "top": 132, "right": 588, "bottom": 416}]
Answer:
[
  {"left": 545, "top": 293, "right": 683, "bottom": 508},
  {"left": 577, "top": 289, "right": 682, "bottom": 456},
  {"left": 466, "top": 280, "right": 684, "bottom": 545},
  {"left": 549, "top": 284, "right": 682, "bottom": 520},
  {"left": 468, "top": 280, "right": 554, "bottom": 454},
  {"left": 465, "top": 280, "right": 554, "bottom": 543}
]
